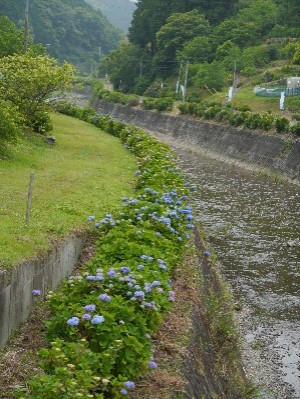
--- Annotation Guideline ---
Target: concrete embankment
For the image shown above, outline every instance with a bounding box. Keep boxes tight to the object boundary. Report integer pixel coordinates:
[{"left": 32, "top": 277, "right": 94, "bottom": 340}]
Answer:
[
  {"left": 92, "top": 99, "right": 300, "bottom": 183},
  {"left": 0, "top": 235, "right": 86, "bottom": 349}
]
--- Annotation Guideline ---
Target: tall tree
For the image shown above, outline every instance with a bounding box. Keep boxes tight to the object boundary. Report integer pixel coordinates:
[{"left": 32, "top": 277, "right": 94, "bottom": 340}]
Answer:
[{"left": 155, "top": 10, "right": 211, "bottom": 62}]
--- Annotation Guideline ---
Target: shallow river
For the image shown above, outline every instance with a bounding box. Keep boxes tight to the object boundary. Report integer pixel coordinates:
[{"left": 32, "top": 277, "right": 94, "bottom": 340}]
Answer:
[{"left": 168, "top": 144, "right": 300, "bottom": 398}]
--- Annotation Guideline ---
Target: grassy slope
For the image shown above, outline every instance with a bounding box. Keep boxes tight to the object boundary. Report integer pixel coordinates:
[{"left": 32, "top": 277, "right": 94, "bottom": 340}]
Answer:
[{"left": 0, "top": 113, "right": 136, "bottom": 269}]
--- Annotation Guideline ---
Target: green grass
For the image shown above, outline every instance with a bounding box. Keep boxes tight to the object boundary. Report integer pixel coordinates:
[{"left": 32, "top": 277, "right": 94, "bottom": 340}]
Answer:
[{"left": 0, "top": 113, "right": 136, "bottom": 269}]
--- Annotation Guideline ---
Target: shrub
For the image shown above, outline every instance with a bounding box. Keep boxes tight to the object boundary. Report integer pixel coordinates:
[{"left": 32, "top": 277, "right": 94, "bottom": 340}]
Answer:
[
  {"left": 275, "top": 117, "right": 290, "bottom": 133},
  {"left": 243, "top": 113, "right": 262, "bottom": 130},
  {"left": 143, "top": 97, "right": 173, "bottom": 112},
  {"left": 204, "top": 104, "right": 222, "bottom": 119},
  {"left": 293, "top": 113, "right": 300, "bottom": 121},
  {"left": 126, "top": 95, "right": 140, "bottom": 106},
  {"left": 155, "top": 97, "right": 174, "bottom": 112},
  {"left": 290, "top": 122, "right": 300, "bottom": 137},
  {"left": 215, "top": 109, "right": 233, "bottom": 122},
  {"left": 229, "top": 112, "right": 248, "bottom": 127},
  {"left": 259, "top": 113, "right": 275, "bottom": 131},
  {"left": 143, "top": 98, "right": 156, "bottom": 110},
  {"left": 29, "top": 110, "right": 53, "bottom": 134},
  {"left": 0, "top": 99, "right": 22, "bottom": 154}
]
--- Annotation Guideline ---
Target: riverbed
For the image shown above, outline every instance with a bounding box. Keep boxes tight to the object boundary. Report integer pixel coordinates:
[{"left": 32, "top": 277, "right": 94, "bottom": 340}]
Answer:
[{"left": 152, "top": 132, "right": 300, "bottom": 399}]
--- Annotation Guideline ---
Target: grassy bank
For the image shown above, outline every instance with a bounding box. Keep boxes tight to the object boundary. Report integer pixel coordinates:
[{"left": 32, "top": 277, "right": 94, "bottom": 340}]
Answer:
[{"left": 0, "top": 113, "right": 136, "bottom": 269}]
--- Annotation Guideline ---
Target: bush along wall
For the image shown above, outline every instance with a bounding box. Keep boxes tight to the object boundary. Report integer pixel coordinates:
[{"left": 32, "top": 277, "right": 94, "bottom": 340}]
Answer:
[
  {"left": 18, "top": 103, "right": 196, "bottom": 399},
  {"left": 178, "top": 101, "right": 300, "bottom": 137}
]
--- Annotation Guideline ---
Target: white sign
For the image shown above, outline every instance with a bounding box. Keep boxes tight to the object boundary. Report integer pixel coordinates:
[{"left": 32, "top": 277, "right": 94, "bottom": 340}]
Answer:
[{"left": 280, "top": 91, "right": 285, "bottom": 110}]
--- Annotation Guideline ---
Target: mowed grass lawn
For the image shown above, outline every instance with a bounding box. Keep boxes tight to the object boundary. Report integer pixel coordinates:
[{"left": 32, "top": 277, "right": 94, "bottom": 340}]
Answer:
[{"left": 0, "top": 113, "right": 136, "bottom": 269}]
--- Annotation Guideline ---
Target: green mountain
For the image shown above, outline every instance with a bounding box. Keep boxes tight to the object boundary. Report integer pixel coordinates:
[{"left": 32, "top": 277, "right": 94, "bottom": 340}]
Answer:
[
  {"left": 84, "top": 0, "right": 136, "bottom": 33},
  {"left": 0, "top": 0, "right": 123, "bottom": 72}
]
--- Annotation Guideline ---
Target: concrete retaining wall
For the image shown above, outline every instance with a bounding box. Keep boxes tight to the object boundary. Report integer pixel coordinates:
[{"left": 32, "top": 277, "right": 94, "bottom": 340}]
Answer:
[
  {"left": 92, "top": 99, "right": 300, "bottom": 182},
  {"left": 0, "top": 235, "right": 86, "bottom": 349}
]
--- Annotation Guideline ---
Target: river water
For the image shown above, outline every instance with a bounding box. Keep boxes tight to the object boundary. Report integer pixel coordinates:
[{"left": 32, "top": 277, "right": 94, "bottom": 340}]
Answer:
[{"left": 156, "top": 135, "right": 300, "bottom": 398}]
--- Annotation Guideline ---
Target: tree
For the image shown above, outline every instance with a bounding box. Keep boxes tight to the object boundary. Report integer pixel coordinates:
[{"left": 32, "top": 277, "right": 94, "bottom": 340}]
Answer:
[
  {"left": 102, "top": 40, "right": 152, "bottom": 93},
  {"left": 177, "top": 36, "right": 213, "bottom": 64},
  {"left": 192, "top": 61, "right": 227, "bottom": 91},
  {"left": 0, "top": 0, "right": 123, "bottom": 72},
  {"left": 0, "top": 99, "right": 22, "bottom": 154},
  {"left": 155, "top": 10, "right": 211, "bottom": 63},
  {"left": 0, "top": 16, "right": 24, "bottom": 58},
  {"left": 0, "top": 52, "right": 75, "bottom": 133},
  {"left": 213, "top": 0, "right": 277, "bottom": 48},
  {"left": 292, "top": 43, "right": 300, "bottom": 65}
]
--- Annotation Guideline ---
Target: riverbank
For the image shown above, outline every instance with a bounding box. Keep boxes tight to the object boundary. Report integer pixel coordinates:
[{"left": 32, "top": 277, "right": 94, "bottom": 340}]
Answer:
[
  {"left": 91, "top": 99, "right": 300, "bottom": 185},
  {"left": 88, "top": 100, "right": 300, "bottom": 398}
]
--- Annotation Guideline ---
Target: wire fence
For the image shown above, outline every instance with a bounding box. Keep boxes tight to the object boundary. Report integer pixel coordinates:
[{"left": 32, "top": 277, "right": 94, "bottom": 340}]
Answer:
[{"left": 256, "top": 87, "right": 300, "bottom": 97}]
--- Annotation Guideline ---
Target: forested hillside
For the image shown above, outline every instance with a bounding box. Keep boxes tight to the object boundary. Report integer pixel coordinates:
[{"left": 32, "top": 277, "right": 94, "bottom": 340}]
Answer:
[
  {"left": 0, "top": 0, "right": 123, "bottom": 72},
  {"left": 103, "top": 0, "right": 300, "bottom": 94},
  {"left": 85, "top": 0, "right": 136, "bottom": 33}
]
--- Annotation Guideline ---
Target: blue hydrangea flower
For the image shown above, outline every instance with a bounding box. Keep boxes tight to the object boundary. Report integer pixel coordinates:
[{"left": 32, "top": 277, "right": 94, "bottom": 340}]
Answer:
[
  {"left": 124, "top": 381, "right": 135, "bottom": 390},
  {"left": 134, "top": 290, "right": 145, "bottom": 300},
  {"left": 137, "top": 264, "right": 144, "bottom": 270},
  {"left": 120, "top": 389, "right": 128, "bottom": 396},
  {"left": 98, "top": 293, "right": 111, "bottom": 303},
  {"left": 120, "top": 266, "right": 130, "bottom": 275},
  {"left": 32, "top": 289, "right": 41, "bottom": 296},
  {"left": 169, "top": 291, "right": 175, "bottom": 302},
  {"left": 107, "top": 269, "right": 116, "bottom": 278},
  {"left": 203, "top": 250, "right": 211, "bottom": 257},
  {"left": 83, "top": 304, "right": 96, "bottom": 312},
  {"left": 148, "top": 360, "right": 158, "bottom": 369},
  {"left": 91, "top": 315, "right": 105, "bottom": 325},
  {"left": 67, "top": 317, "right": 80, "bottom": 327},
  {"left": 87, "top": 215, "right": 95, "bottom": 221},
  {"left": 81, "top": 313, "right": 92, "bottom": 321},
  {"left": 152, "top": 281, "right": 161, "bottom": 287}
]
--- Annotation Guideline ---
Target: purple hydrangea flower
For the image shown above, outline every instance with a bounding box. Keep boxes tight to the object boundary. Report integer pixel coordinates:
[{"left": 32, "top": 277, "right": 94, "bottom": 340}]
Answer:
[
  {"left": 203, "top": 250, "right": 211, "bottom": 257},
  {"left": 67, "top": 317, "right": 80, "bottom": 327},
  {"left": 137, "top": 264, "right": 144, "bottom": 270},
  {"left": 83, "top": 304, "right": 96, "bottom": 312},
  {"left": 81, "top": 313, "right": 92, "bottom": 321},
  {"left": 98, "top": 293, "right": 111, "bottom": 303},
  {"left": 32, "top": 289, "right": 41, "bottom": 296},
  {"left": 91, "top": 315, "right": 105, "bottom": 325},
  {"left": 120, "top": 389, "right": 128, "bottom": 396},
  {"left": 87, "top": 215, "right": 95, "bottom": 221}
]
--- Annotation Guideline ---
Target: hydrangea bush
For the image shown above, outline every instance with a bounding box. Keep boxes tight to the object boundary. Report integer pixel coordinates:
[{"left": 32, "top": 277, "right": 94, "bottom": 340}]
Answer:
[{"left": 19, "top": 103, "right": 196, "bottom": 399}]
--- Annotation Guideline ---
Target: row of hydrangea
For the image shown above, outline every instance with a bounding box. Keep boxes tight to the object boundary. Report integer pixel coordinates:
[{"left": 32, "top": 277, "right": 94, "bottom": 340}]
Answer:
[{"left": 21, "top": 103, "right": 197, "bottom": 399}]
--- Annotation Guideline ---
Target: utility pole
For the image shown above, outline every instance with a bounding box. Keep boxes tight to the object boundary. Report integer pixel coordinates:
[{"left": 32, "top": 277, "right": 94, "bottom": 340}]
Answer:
[
  {"left": 183, "top": 60, "right": 189, "bottom": 102},
  {"left": 175, "top": 61, "right": 183, "bottom": 98},
  {"left": 233, "top": 60, "right": 237, "bottom": 96},
  {"left": 24, "top": 0, "right": 29, "bottom": 54},
  {"left": 139, "top": 61, "right": 143, "bottom": 78}
]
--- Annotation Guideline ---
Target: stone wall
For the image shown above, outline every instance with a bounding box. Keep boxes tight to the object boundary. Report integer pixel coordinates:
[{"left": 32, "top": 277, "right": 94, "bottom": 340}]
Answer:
[
  {"left": 0, "top": 235, "right": 86, "bottom": 349},
  {"left": 92, "top": 99, "right": 300, "bottom": 182}
]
